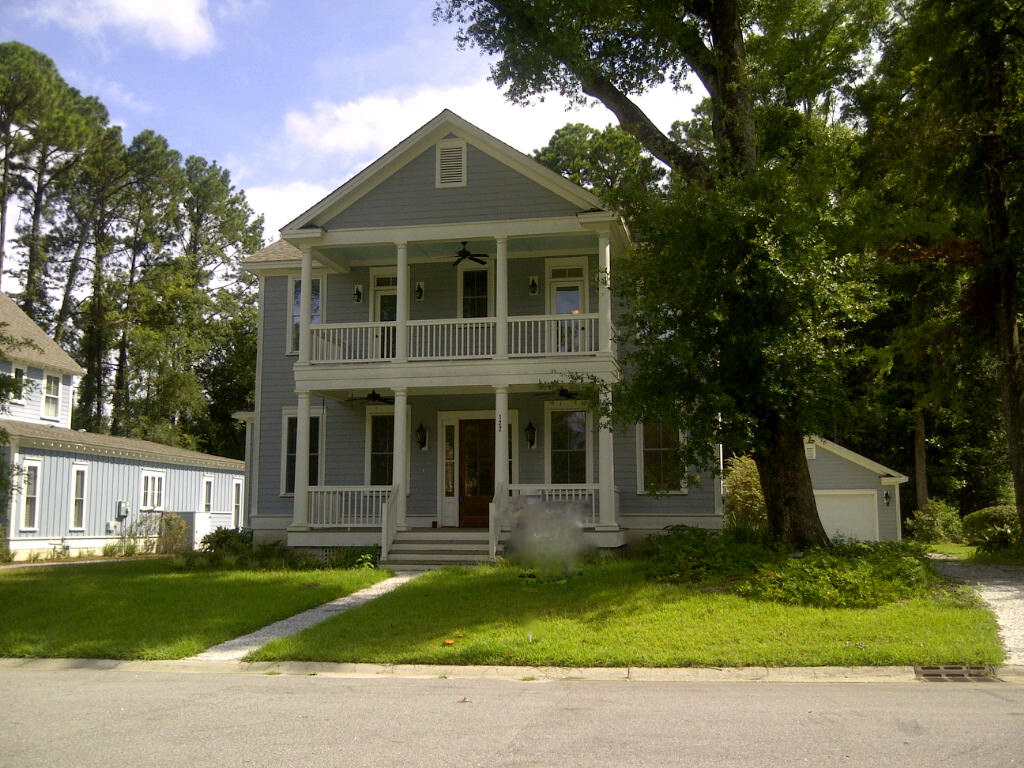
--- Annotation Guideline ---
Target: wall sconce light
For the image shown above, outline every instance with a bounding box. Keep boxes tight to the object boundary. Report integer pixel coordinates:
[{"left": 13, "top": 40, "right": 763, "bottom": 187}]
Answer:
[
  {"left": 353, "top": 284, "right": 363, "bottom": 303},
  {"left": 528, "top": 276, "right": 539, "bottom": 295},
  {"left": 524, "top": 421, "right": 537, "bottom": 450},
  {"left": 415, "top": 282, "right": 424, "bottom": 301},
  {"left": 415, "top": 423, "right": 428, "bottom": 451},
  {"left": 882, "top": 490, "right": 891, "bottom": 507}
]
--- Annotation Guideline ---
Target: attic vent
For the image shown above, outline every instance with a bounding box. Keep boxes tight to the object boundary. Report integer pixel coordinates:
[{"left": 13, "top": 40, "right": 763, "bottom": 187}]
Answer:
[
  {"left": 804, "top": 443, "right": 816, "bottom": 460},
  {"left": 436, "top": 139, "right": 467, "bottom": 187}
]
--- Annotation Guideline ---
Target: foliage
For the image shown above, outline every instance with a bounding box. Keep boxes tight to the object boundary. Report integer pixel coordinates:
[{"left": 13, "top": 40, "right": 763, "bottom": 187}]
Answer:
[
  {"left": 200, "top": 526, "right": 253, "bottom": 555},
  {"left": 156, "top": 513, "right": 188, "bottom": 554},
  {"left": 186, "top": 532, "right": 371, "bottom": 571},
  {"left": 638, "top": 525, "right": 781, "bottom": 584},
  {"left": 738, "top": 541, "right": 934, "bottom": 608},
  {"left": 723, "top": 456, "right": 768, "bottom": 535},
  {"left": 962, "top": 506, "right": 1022, "bottom": 547},
  {"left": 325, "top": 546, "right": 380, "bottom": 569},
  {"left": 906, "top": 499, "right": 963, "bottom": 544},
  {"left": 0, "top": 522, "right": 11, "bottom": 563}
]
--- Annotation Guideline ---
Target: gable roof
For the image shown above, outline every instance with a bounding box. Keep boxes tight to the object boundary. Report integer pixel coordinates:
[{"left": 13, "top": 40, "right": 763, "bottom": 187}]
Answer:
[
  {"left": 281, "top": 109, "right": 606, "bottom": 236},
  {"left": 0, "top": 293, "right": 85, "bottom": 376},
  {"left": 809, "top": 436, "right": 909, "bottom": 484},
  {"left": 0, "top": 418, "right": 244, "bottom": 472}
]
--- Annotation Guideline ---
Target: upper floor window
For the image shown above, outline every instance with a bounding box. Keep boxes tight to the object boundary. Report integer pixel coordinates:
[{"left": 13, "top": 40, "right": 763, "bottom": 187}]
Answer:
[
  {"left": 10, "top": 366, "right": 25, "bottom": 403},
  {"left": 288, "top": 276, "right": 322, "bottom": 354},
  {"left": 141, "top": 470, "right": 165, "bottom": 511},
  {"left": 436, "top": 139, "right": 467, "bottom": 188},
  {"left": 42, "top": 374, "right": 60, "bottom": 419}
]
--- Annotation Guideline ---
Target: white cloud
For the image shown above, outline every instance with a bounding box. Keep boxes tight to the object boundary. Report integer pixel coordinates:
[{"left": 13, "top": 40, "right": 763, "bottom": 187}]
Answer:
[
  {"left": 22, "top": 0, "right": 217, "bottom": 58},
  {"left": 245, "top": 180, "right": 333, "bottom": 242}
]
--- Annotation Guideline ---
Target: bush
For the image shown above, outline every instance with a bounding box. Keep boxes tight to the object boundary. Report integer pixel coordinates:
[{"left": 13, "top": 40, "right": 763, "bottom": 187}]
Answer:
[
  {"left": 738, "top": 541, "right": 934, "bottom": 608},
  {"left": 200, "top": 527, "right": 253, "bottom": 555},
  {"left": 157, "top": 514, "right": 188, "bottom": 554},
  {"left": 906, "top": 499, "right": 963, "bottom": 543},
  {"left": 0, "top": 523, "right": 11, "bottom": 563},
  {"left": 962, "top": 506, "right": 1021, "bottom": 548},
  {"left": 723, "top": 456, "right": 768, "bottom": 536},
  {"left": 639, "top": 524, "right": 780, "bottom": 583}
]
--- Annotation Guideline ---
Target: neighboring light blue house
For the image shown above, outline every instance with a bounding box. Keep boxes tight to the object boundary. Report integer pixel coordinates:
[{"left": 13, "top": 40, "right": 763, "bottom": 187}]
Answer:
[
  {"left": 0, "top": 292, "right": 245, "bottom": 560},
  {"left": 241, "top": 110, "right": 904, "bottom": 569}
]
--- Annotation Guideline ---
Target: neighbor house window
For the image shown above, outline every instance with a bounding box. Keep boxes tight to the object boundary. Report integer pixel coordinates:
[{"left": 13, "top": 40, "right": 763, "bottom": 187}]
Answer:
[
  {"left": 141, "top": 470, "right": 165, "bottom": 511},
  {"left": 288, "top": 276, "right": 322, "bottom": 354},
  {"left": 21, "top": 459, "right": 41, "bottom": 529},
  {"left": 71, "top": 465, "right": 87, "bottom": 529},
  {"left": 282, "top": 412, "right": 321, "bottom": 495},
  {"left": 232, "top": 479, "right": 244, "bottom": 526},
  {"left": 637, "top": 422, "right": 686, "bottom": 494},
  {"left": 202, "top": 477, "right": 214, "bottom": 513},
  {"left": 547, "top": 405, "right": 589, "bottom": 485},
  {"left": 11, "top": 367, "right": 25, "bottom": 403},
  {"left": 42, "top": 374, "right": 60, "bottom": 419}
]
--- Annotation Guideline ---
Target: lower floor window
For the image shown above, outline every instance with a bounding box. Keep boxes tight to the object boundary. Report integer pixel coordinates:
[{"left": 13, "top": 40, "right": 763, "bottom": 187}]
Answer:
[
  {"left": 22, "top": 460, "right": 40, "bottom": 529},
  {"left": 370, "top": 414, "right": 394, "bottom": 486},
  {"left": 550, "top": 409, "right": 587, "bottom": 484},
  {"left": 141, "top": 470, "right": 165, "bottom": 511},
  {"left": 284, "top": 414, "right": 321, "bottom": 494},
  {"left": 71, "top": 466, "right": 87, "bottom": 529},
  {"left": 640, "top": 422, "right": 683, "bottom": 492}
]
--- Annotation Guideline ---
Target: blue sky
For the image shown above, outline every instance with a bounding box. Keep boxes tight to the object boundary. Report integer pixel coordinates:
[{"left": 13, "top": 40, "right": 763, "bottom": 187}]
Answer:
[{"left": 2, "top": 0, "right": 698, "bottom": 244}]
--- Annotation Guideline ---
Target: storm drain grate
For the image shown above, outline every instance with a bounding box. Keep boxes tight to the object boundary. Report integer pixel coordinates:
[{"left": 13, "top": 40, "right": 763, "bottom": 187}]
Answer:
[{"left": 915, "top": 665, "right": 1000, "bottom": 682}]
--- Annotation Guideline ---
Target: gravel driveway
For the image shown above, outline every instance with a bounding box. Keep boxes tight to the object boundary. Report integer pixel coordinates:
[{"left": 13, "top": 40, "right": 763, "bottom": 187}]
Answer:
[{"left": 929, "top": 558, "right": 1024, "bottom": 666}]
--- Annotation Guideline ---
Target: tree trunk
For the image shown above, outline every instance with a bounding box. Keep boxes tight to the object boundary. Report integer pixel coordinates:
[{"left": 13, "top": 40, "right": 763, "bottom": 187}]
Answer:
[
  {"left": 753, "top": 420, "right": 830, "bottom": 548},
  {"left": 53, "top": 222, "right": 88, "bottom": 345},
  {"left": 914, "top": 407, "right": 929, "bottom": 510},
  {"left": 21, "top": 150, "right": 48, "bottom": 323}
]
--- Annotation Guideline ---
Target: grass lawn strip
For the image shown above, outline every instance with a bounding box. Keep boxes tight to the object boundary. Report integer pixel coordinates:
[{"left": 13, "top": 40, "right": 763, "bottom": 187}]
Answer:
[
  {"left": 0, "top": 559, "right": 388, "bottom": 660},
  {"left": 249, "top": 560, "right": 1003, "bottom": 667}
]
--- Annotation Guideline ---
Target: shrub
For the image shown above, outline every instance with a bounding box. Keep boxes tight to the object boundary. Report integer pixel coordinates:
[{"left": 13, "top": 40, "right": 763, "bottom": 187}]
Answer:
[
  {"left": 0, "top": 523, "right": 11, "bottom": 563},
  {"left": 639, "top": 524, "right": 780, "bottom": 583},
  {"left": 723, "top": 456, "right": 768, "bottom": 536},
  {"left": 200, "top": 527, "right": 253, "bottom": 556},
  {"left": 738, "top": 541, "right": 934, "bottom": 608},
  {"left": 906, "top": 499, "right": 963, "bottom": 543},
  {"left": 157, "top": 514, "right": 188, "bottom": 554},
  {"left": 962, "top": 506, "right": 1021, "bottom": 548},
  {"left": 325, "top": 546, "right": 380, "bottom": 569},
  {"left": 102, "top": 541, "right": 121, "bottom": 558}
]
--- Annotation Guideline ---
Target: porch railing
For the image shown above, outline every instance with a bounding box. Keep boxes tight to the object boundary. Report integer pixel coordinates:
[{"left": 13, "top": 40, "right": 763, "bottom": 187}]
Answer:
[
  {"left": 508, "top": 314, "right": 600, "bottom": 356},
  {"left": 507, "top": 484, "right": 600, "bottom": 525},
  {"left": 489, "top": 482, "right": 508, "bottom": 562},
  {"left": 408, "top": 318, "right": 495, "bottom": 360},
  {"left": 311, "top": 322, "right": 396, "bottom": 362},
  {"left": 308, "top": 485, "right": 391, "bottom": 528},
  {"left": 380, "top": 483, "right": 400, "bottom": 561}
]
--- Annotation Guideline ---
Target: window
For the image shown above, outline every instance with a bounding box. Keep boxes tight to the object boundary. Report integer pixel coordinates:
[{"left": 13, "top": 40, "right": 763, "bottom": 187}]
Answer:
[
  {"left": 444, "top": 424, "right": 455, "bottom": 497},
  {"left": 282, "top": 413, "right": 321, "bottom": 495},
  {"left": 637, "top": 422, "right": 686, "bottom": 494},
  {"left": 11, "top": 367, "right": 24, "bottom": 403},
  {"left": 288, "top": 276, "right": 322, "bottom": 354},
  {"left": 42, "top": 374, "right": 60, "bottom": 419},
  {"left": 548, "top": 407, "right": 589, "bottom": 484},
  {"left": 21, "top": 459, "right": 40, "bottom": 529},
  {"left": 71, "top": 465, "right": 87, "bottom": 529},
  {"left": 232, "top": 479, "right": 244, "bottom": 526},
  {"left": 436, "top": 139, "right": 467, "bottom": 187},
  {"left": 369, "top": 413, "right": 394, "bottom": 486},
  {"left": 461, "top": 269, "right": 489, "bottom": 319},
  {"left": 202, "top": 477, "right": 214, "bottom": 513},
  {"left": 141, "top": 470, "right": 165, "bottom": 511}
]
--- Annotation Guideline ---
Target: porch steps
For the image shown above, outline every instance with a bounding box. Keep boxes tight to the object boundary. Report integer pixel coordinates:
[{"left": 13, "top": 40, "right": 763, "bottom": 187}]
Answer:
[{"left": 379, "top": 530, "right": 494, "bottom": 571}]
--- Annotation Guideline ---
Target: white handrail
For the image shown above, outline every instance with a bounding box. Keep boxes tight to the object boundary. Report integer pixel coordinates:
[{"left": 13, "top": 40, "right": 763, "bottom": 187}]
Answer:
[
  {"left": 311, "top": 322, "right": 396, "bottom": 362},
  {"left": 507, "top": 314, "right": 600, "bottom": 356},
  {"left": 408, "top": 317, "right": 496, "bottom": 360}
]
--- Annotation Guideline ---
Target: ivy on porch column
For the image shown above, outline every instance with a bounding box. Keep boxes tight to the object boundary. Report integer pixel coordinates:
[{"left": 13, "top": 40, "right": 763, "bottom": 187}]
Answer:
[
  {"left": 298, "top": 244, "right": 313, "bottom": 364},
  {"left": 597, "top": 390, "right": 618, "bottom": 530},
  {"left": 494, "top": 385, "right": 509, "bottom": 491},
  {"left": 393, "top": 387, "right": 408, "bottom": 530},
  {"left": 395, "top": 241, "right": 409, "bottom": 362},
  {"left": 290, "top": 391, "right": 311, "bottom": 530},
  {"left": 495, "top": 236, "right": 508, "bottom": 359}
]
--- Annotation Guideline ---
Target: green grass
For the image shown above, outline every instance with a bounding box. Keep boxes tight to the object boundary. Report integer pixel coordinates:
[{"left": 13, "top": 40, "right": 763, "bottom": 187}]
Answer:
[
  {"left": 0, "top": 559, "right": 388, "bottom": 659},
  {"left": 929, "top": 543, "right": 977, "bottom": 559},
  {"left": 249, "top": 560, "right": 1003, "bottom": 667}
]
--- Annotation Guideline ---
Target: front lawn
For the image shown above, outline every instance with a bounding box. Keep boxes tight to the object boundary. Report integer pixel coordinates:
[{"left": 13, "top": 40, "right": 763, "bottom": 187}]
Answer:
[
  {"left": 249, "top": 560, "right": 1003, "bottom": 667},
  {"left": 0, "top": 559, "right": 387, "bottom": 659}
]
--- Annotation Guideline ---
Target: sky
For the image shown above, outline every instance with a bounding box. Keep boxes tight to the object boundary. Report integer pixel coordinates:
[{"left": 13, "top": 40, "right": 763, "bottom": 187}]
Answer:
[{"left": 1, "top": 0, "right": 700, "bottom": 248}]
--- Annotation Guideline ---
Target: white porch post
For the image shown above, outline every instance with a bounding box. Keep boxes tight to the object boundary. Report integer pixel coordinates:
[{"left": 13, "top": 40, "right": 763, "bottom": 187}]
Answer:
[
  {"left": 495, "top": 236, "right": 508, "bottom": 359},
  {"left": 597, "top": 232, "right": 613, "bottom": 354},
  {"left": 395, "top": 241, "right": 409, "bottom": 362},
  {"left": 298, "top": 245, "right": 313, "bottom": 364},
  {"left": 597, "top": 391, "right": 617, "bottom": 529},
  {"left": 494, "top": 385, "right": 509, "bottom": 489},
  {"left": 393, "top": 387, "right": 408, "bottom": 529},
  {"left": 291, "top": 391, "right": 310, "bottom": 530}
]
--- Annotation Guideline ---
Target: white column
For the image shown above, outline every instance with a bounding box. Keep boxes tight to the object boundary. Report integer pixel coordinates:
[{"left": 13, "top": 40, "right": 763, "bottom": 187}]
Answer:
[
  {"left": 597, "top": 391, "right": 617, "bottom": 529},
  {"left": 597, "top": 232, "right": 613, "bottom": 354},
  {"left": 291, "top": 391, "right": 310, "bottom": 530},
  {"left": 494, "top": 385, "right": 509, "bottom": 490},
  {"left": 395, "top": 241, "right": 409, "bottom": 362},
  {"left": 393, "top": 387, "right": 408, "bottom": 529},
  {"left": 495, "top": 236, "right": 508, "bottom": 359},
  {"left": 298, "top": 245, "right": 313, "bottom": 363}
]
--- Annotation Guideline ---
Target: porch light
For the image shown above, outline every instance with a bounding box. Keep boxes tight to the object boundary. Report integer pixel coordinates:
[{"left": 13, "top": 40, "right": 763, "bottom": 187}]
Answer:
[
  {"left": 882, "top": 490, "right": 891, "bottom": 507},
  {"left": 353, "top": 284, "right": 363, "bottom": 303},
  {"left": 528, "top": 276, "right": 538, "bottom": 295},
  {"left": 415, "top": 423, "right": 428, "bottom": 451},
  {"left": 524, "top": 421, "right": 537, "bottom": 449},
  {"left": 415, "top": 282, "right": 424, "bottom": 301}
]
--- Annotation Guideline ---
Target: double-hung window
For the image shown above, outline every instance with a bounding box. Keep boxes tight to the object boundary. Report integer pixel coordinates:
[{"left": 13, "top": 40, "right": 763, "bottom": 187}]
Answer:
[
  {"left": 21, "top": 459, "right": 41, "bottom": 529},
  {"left": 282, "top": 412, "right": 322, "bottom": 495},
  {"left": 141, "top": 470, "right": 165, "bottom": 511},
  {"left": 288, "top": 276, "right": 323, "bottom": 354},
  {"left": 637, "top": 422, "right": 686, "bottom": 493},
  {"left": 202, "top": 477, "right": 214, "bottom": 513},
  {"left": 42, "top": 374, "right": 60, "bottom": 420},
  {"left": 71, "top": 465, "right": 87, "bottom": 529},
  {"left": 546, "top": 403, "right": 590, "bottom": 485}
]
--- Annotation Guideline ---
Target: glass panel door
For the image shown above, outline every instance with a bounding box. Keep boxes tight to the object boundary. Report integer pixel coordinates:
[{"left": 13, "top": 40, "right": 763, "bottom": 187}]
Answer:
[
  {"left": 375, "top": 291, "right": 397, "bottom": 359},
  {"left": 549, "top": 280, "right": 584, "bottom": 353}
]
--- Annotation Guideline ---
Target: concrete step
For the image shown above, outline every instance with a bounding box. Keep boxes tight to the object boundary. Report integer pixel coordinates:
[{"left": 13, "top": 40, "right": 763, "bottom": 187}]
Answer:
[
  {"left": 388, "top": 540, "right": 490, "bottom": 552},
  {"left": 384, "top": 549, "right": 490, "bottom": 562}
]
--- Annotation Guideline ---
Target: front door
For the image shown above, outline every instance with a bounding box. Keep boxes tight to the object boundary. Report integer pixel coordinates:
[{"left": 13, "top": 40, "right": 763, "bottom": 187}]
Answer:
[
  {"left": 549, "top": 278, "right": 585, "bottom": 353},
  {"left": 375, "top": 290, "right": 397, "bottom": 359},
  {"left": 459, "top": 419, "right": 494, "bottom": 527}
]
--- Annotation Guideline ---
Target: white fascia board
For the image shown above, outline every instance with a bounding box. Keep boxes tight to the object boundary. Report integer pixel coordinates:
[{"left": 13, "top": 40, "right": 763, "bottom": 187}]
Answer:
[
  {"left": 315, "top": 216, "right": 599, "bottom": 248},
  {"left": 808, "top": 436, "right": 909, "bottom": 484}
]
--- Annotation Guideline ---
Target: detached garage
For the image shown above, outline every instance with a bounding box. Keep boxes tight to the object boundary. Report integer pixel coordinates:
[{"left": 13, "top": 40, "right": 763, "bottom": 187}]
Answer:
[{"left": 805, "top": 437, "right": 908, "bottom": 542}]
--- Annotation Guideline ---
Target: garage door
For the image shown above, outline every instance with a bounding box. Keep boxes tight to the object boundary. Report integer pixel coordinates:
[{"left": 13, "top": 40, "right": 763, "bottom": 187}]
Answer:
[{"left": 814, "top": 490, "right": 879, "bottom": 541}]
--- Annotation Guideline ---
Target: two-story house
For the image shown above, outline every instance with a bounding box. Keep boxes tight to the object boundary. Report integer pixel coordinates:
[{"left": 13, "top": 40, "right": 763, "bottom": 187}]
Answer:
[
  {"left": 0, "top": 292, "right": 245, "bottom": 560},
  {"left": 243, "top": 110, "right": 728, "bottom": 567}
]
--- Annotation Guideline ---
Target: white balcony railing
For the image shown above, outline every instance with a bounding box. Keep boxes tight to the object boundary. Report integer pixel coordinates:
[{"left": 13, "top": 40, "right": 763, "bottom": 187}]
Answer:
[
  {"left": 308, "top": 485, "right": 392, "bottom": 527},
  {"left": 309, "top": 314, "right": 601, "bottom": 364}
]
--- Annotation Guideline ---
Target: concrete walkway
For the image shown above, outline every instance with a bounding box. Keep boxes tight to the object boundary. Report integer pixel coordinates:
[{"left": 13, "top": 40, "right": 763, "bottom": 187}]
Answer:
[{"left": 190, "top": 572, "right": 420, "bottom": 661}]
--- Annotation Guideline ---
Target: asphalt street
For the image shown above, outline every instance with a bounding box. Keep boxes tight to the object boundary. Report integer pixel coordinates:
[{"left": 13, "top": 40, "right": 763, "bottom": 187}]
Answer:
[{"left": 2, "top": 663, "right": 1023, "bottom": 767}]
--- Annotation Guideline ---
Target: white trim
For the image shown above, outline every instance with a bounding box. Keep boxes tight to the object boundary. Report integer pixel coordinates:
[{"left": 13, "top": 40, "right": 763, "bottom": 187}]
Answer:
[
  {"left": 69, "top": 463, "right": 88, "bottom": 531},
  {"left": 544, "top": 400, "right": 593, "bottom": 485},
  {"left": 286, "top": 272, "right": 325, "bottom": 355},
  {"left": 140, "top": 469, "right": 166, "bottom": 512},
  {"left": 363, "top": 403, "right": 412, "bottom": 488},
  {"left": 635, "top": 422, "right": 688, "bottom": 495},
  {"left": 252, "top": 276, "right": 266, "bottom": 519},
  {"left": 19, "top": 457, "right": 41, "bottom": 531},
  {"left": 456, "top": 260, "right": 495, "bottom": 319},
  {"left": 280, "top": 405, "right": 326, "bottom": 497},
  {"left": 436, "top": 138, "right": 467, "bottom": 187}
]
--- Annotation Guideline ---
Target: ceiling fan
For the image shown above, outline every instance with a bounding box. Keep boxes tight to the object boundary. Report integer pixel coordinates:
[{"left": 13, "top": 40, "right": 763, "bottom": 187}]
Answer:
[
  {"left": 346, "top": 389, "right": 395, "bottom": 405},
  {"left": 453, "top": 241, "right": 489, "bottom": 267}
]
